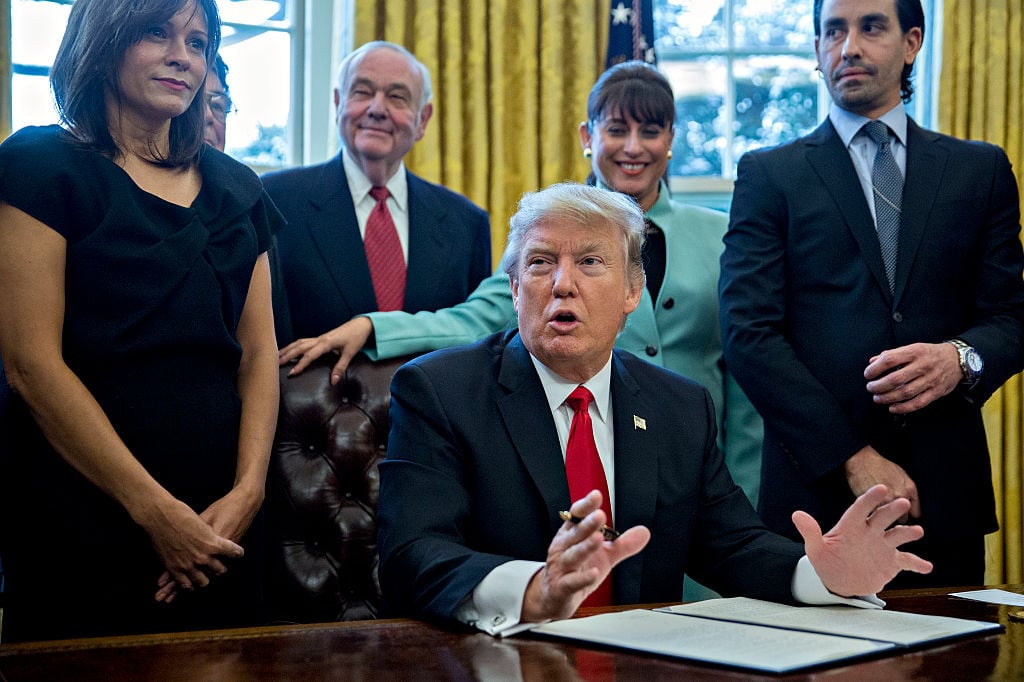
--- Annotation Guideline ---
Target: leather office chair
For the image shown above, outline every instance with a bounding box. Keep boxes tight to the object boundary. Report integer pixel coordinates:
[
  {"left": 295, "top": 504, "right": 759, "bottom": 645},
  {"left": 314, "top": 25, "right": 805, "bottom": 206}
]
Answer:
[{"left": 265, "top": 352, "right": 416, "bottom": 623}]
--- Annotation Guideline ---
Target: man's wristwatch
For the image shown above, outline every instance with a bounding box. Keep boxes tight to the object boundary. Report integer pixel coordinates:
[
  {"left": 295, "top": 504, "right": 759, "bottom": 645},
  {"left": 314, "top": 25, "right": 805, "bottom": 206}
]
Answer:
[{"left": 946, "top": 338, "right": 984, "bottom": 387}]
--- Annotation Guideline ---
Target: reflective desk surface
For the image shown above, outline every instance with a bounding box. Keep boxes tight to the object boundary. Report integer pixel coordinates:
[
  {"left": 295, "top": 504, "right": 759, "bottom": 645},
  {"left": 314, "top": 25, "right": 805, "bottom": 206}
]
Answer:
[{"left": 2, "top": 585, "right": 1022, "bottom": 680}]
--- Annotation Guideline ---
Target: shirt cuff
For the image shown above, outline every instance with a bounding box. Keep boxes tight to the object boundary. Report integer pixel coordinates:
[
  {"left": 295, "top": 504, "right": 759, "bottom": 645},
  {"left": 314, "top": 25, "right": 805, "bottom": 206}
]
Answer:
[
  {"left": 791, "top": 555, "right": 886, "bottom": 609},
  {"left": 454, "top": 560, "right": 546, "bottom": 636}
]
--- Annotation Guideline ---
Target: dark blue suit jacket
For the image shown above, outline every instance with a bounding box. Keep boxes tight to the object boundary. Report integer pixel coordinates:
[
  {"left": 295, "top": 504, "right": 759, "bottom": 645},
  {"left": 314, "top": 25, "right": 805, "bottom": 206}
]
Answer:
[
  {"left": 263, "top": 153, "right": 491, "bottom": 343},
  {"left": 720, "top": 118, "right": 1024, "bottom": 542},
  {"left": 377, "top": 331, "right": 803, "bottom": 623}
]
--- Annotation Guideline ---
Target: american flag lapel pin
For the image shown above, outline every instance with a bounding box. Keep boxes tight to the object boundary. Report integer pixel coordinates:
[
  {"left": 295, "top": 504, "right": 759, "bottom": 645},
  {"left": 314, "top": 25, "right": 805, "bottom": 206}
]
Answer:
[{"left": 633, "top": 415, "right": 646, "bottom": 430}]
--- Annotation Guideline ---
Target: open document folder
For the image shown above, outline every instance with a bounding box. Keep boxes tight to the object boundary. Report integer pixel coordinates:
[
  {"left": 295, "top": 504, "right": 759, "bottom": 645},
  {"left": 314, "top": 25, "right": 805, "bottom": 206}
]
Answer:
[{"left": 530, "top": 597, "right": 1002, "bottom": 674}]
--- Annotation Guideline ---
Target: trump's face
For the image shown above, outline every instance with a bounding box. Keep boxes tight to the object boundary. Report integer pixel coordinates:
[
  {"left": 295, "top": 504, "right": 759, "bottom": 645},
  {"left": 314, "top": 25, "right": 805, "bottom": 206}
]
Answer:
[{"left": 511, "top": 217, "right": 642, "bottom": 383}]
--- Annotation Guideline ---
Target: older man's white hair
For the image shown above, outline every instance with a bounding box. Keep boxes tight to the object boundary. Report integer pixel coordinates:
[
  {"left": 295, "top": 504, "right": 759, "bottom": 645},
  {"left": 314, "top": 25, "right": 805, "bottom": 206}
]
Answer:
[
  {"left": 334, "top": 40, "right": 433, "bottom": 111},
  {"left": 501, "top": 182, "right": 646, "bottom": 291}
]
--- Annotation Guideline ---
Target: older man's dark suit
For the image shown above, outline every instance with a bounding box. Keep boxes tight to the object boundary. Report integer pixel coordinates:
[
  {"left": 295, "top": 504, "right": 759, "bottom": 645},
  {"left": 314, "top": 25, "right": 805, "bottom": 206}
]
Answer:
[
  {"left": 263, "top": 153, "right": 491, "bottom": 344},
  {"left": 377, "top": 331, "right": 804, "bottom": 623},
  {"left": 720, "top": 118, "right": 1024, "bottom": 572}
]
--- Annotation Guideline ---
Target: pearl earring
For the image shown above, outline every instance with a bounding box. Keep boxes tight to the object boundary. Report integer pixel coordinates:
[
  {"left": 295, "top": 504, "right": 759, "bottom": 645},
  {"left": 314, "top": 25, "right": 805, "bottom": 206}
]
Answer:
[{"left": 583, "top": 148, "right": 592, "bottom": 158}]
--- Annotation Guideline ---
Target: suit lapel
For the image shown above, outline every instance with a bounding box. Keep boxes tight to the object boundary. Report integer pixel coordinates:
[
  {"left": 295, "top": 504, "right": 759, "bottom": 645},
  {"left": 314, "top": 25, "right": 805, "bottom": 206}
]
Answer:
[
  {"left": 305, "top": 156, "right": 378, "bottom": 313},
  {"left": 805, "top": 121, "right": 893, "bottom": 302},
  {"left": 496, "top": 335, "right": 572, "bottom": 518},
  {"left": 404, "top": 172, "right": 448, "bottom": 312},
  {"left": 894, "top": 120, "right": 947, "bottom": 306},
  {"left": 608, "top": 353, "right": 658, "bottom": 605}
]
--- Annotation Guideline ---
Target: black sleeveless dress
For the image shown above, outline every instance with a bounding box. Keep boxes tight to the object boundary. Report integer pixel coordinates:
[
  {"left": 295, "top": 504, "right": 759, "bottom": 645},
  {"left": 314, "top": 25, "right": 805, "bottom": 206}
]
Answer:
[{"left": 0, "top": 126, "right": 283, "bottom": 641}]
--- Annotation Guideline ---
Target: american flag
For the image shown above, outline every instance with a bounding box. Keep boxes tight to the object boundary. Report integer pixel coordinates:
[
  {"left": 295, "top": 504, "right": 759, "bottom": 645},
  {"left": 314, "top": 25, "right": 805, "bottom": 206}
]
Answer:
[{"left": 605, "top": 0, "right": 657, "bottom": 69}]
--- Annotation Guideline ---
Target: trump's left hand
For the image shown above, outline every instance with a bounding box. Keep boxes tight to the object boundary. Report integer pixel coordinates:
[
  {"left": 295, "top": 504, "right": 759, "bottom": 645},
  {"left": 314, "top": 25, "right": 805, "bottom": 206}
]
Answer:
[{"left": 792, "top": 484, "right": 933, "bottom": 598}]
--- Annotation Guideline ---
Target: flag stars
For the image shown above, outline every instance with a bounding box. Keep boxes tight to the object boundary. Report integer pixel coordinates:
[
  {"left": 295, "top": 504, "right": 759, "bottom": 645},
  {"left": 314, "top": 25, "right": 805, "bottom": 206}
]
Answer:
[{"left": 611, "top": 2, "right": 632, "bottom": 25}]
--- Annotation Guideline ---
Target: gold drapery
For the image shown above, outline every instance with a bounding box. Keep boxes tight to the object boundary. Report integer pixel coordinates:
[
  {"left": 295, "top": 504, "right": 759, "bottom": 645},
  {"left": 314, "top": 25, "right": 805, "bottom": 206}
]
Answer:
[
  {"left": 354, "top": 1, "right": 608, "bottom": 267},
  {"left": 940, "top": 0, "right": 1024, "bottom": 585}
]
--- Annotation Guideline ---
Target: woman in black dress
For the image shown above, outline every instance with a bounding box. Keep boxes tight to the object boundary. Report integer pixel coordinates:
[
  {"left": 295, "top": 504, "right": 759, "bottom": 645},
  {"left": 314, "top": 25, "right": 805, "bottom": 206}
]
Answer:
[{"left": 0, "top": 0, "right": 281, "bottom": 641}]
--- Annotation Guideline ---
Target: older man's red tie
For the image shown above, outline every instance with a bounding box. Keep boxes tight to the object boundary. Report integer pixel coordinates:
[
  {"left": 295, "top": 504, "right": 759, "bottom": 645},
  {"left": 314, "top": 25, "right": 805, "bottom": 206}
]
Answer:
[
  {"left": 365, "top": 186, "right": 405, "bottom": 311},
  {"left": 565, "top": 385, "right": 613, "bottom": 607}
]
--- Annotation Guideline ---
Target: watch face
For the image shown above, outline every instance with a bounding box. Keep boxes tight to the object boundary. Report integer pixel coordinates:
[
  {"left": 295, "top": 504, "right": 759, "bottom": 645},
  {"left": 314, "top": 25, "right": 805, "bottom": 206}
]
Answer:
[{"left": 965, "top": 350, "right": 984, "bottom": 374}]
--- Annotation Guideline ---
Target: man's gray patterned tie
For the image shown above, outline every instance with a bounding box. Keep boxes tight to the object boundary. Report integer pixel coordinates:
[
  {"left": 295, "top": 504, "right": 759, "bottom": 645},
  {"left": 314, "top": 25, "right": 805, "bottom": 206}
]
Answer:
[{"left": 864, "top": 120, "right": 902, "bottom": 293}]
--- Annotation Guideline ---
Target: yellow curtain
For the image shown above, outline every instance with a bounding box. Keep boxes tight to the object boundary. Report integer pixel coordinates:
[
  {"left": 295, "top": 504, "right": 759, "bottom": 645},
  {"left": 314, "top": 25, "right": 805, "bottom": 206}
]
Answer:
[
  {"left": 354, "top": 1, "right": 608, "bottom": 267},
  {"left": 940, "top": 0, "right": 1024, "bottom": 585}
]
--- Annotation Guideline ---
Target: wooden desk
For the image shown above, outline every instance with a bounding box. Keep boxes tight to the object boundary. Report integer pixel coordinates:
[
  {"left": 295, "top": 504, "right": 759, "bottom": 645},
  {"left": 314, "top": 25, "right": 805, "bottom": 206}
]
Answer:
[{"left": 2, "top": 586, "right": 1021, "bottom": 680}]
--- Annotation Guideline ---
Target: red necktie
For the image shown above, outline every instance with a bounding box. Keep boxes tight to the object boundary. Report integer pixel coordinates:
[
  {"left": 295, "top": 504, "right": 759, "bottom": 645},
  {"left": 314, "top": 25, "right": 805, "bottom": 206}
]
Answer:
[
  {"left": 565, "top": 385, "right": 613, "bottom": 607},
  {"left": 364, "top": 186, "right": 406, "bottom": 311}
]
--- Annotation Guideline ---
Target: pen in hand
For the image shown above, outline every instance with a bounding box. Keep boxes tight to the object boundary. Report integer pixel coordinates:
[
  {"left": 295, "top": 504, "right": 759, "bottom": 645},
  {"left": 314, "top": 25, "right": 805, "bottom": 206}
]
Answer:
[{"left": 559, "top": 510, "right": 621, "bottom": 541}]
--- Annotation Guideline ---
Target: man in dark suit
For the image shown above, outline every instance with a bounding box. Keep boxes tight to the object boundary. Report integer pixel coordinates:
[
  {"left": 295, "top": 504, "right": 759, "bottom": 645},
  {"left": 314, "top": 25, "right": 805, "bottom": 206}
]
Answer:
[
  {"left": 264, "top": 41, "right": 491, "bottom": 345},
  {"left": 378, "top": 182, "right": 931, "bottom": 634},
  {"left": 720, "top": 0, "right": 1024, "bottom": 588}
]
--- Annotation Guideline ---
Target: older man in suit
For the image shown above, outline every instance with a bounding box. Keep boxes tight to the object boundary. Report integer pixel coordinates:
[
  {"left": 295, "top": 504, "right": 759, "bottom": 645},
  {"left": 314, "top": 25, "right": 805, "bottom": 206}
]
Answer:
[
  {"left": 264, "top": 41, "right": 491, "bottom": 345},
  {"left": 377, "top": 182, "right": 931, "bottom": 635},
  {"left": 720, "top": 0, "right": 1024, "bottom": 588}
]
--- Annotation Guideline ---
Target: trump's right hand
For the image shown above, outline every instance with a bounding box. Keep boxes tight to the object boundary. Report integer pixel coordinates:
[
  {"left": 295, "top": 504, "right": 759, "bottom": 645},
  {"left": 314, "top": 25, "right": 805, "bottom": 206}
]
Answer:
[{"left": 520, "top": 490, "right": 649, "bottom": 623}]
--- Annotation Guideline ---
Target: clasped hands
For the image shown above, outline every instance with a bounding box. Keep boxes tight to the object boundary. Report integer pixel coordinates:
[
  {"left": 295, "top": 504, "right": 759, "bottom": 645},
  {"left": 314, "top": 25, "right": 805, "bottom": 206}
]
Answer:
[
  {"left": 521, "top": 485, "right": 933, "bottom": 624},
  {"left": 144, "top": 490, "right": 256, "bottom": 603}
]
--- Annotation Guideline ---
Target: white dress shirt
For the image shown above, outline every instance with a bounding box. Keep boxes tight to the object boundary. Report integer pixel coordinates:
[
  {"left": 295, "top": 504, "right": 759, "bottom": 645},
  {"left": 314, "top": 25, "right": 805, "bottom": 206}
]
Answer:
[{"left": 341, "top": 146, "right": 410, "bottom": 263}]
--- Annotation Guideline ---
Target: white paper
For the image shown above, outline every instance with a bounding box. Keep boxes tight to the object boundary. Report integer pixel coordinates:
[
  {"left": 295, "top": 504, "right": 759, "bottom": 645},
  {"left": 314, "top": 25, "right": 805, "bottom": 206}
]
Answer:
[
  {"left": 658, "top": 596, "right": 1001, "bottom": 646},
  {"left": 531, "top": 597, "right": 1003, "bottom": 674},
  {"left": 950, "top": 589, "right": 1024, "bottom": 607},
  {"left": 532, "top": 609, "right": 894, "bottom": 673}
]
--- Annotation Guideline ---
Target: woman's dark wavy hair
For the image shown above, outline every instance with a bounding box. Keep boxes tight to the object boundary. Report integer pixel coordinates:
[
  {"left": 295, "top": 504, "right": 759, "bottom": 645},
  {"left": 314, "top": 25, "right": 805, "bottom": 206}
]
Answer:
[
  {"left": 813, "top": 0, "right": 924, "bottom": 103},
  {"left": 51, "top": 0, "right": 221, "bottom": 167},
  {"left": 584, "top": 60, "right": 676, "bottom": 187}
]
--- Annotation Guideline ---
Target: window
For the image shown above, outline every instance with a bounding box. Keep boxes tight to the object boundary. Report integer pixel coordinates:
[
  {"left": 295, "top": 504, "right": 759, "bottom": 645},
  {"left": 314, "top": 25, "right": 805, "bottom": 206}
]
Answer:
[
  {"left": 216, "top": 0, "right": 294, "bottom": 166},
  {"left": 9, "top": 0, "right": 71, "bottom": 134},
  {"left": 654, "top": 0, "right": 940, "bottom": 189},
  {"left": 8, "top": 0, "right": 312, "bottom": 169}
]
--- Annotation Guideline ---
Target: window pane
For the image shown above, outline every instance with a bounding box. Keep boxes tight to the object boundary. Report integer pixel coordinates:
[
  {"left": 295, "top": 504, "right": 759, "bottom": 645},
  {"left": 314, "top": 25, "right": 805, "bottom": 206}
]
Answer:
[
  {"left": 219, "top": 28, "right": 291, "bottom": 166},
  {"left": 732, "top": 55, "right": 818, "bottom": 159},
  {"left": 655, "top": 0, "right": 822, "bottom": 179},
  {"left": 664, "top": 57, "right": 727, "bottom": 177},
  {"left": 733, "top": 0, "right": 814, "bottom": 50},
  {"left": 12, "top": 0, "right": 72, "bottom": 130},
  {"left": 12, "top": 0, "right": 70, "bottom": 68},
  {"left": 219, "top": 0, "right": 288, "bottom": 24},
  {"left": 12, "top": 74, "right": 59, "bottom": 131},
  {"left": 655, "top": 0, "right": 726, "bottom": 52}
]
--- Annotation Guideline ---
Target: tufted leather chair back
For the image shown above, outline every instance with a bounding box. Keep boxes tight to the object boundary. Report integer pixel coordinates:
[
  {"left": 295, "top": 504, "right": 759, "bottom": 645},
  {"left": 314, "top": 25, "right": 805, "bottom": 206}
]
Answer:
[{"left": 265, "top": 352, "right": 417, "bottom": 623}]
